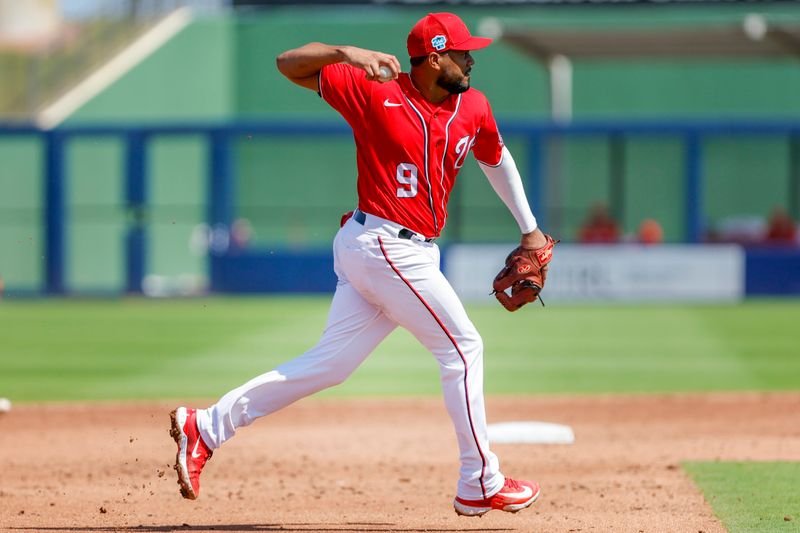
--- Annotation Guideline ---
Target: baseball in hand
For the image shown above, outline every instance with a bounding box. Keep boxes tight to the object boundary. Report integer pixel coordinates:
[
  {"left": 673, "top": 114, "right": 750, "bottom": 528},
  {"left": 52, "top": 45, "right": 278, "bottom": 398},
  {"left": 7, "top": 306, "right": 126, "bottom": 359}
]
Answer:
[
  {"left": 378, "top": 66, "right": 393, "bottom": 82},
  {"left": 0, "top": 398, "right": 11, "bottom": 414}
]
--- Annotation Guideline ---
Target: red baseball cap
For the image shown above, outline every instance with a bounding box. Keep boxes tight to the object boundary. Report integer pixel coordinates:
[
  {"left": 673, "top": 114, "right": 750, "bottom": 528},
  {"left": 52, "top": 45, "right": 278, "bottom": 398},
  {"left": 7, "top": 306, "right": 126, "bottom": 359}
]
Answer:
[{"left": 407, "top": 13, "right": 493, "bottom": 57}]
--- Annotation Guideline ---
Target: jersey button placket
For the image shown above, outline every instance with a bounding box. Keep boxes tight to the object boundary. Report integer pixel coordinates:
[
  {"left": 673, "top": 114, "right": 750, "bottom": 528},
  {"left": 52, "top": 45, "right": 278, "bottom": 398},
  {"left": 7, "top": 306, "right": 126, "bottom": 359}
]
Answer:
[
  {"left": 428, "top": 114, "right": 445, "bottom": 236},
  {"left": 422, "top": 115, "right": 437, "bottom": 235}
]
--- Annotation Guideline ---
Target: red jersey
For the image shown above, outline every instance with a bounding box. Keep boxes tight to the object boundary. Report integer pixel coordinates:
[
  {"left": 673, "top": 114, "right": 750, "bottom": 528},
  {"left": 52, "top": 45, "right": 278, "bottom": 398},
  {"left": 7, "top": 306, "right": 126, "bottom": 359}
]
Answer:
[{"left": 319, "top": 63, "right": 504, "bottom": 238}]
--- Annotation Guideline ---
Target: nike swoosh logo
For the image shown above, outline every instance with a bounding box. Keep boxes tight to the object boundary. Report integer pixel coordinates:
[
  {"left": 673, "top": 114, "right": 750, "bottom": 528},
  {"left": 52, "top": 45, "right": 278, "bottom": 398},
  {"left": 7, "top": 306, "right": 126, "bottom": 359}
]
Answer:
[
  {"left": 191, "top": 438, "right": 201, "bottom": 459},
  {"left": 383, "top": 99, "right": 403, "bottom": 107},
  {"left": 499, "top": 486, "right": 533, "bottom": 499}
]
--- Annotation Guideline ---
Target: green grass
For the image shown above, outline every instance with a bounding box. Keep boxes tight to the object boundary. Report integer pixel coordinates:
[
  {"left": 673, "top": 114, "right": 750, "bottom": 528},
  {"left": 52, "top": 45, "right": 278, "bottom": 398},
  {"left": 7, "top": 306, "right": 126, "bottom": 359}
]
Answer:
[
  {"left": 0, "top": 297, "right": 799, "bottom": 401},
  {"left": 685, "top": 462, "right": 800, "bottom": 532}
]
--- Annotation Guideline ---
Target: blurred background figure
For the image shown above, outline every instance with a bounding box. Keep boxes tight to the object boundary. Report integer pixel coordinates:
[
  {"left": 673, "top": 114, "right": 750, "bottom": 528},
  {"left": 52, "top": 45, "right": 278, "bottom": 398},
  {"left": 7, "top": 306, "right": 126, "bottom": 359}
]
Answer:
[
  {"left": 230, "top": 217, "right": 253, "bottom": 252},
  {"left": 578, "top": 203, "right": 620, "bottom": 244},
  {"left": 637, "top": 219, "right": 664, "bottom": 245},
  {"left": 764, "top": 206, "right": 798, "bottom": 245},
  {"left": 707, "top": 215, "right": 764, "bottom": 245}
]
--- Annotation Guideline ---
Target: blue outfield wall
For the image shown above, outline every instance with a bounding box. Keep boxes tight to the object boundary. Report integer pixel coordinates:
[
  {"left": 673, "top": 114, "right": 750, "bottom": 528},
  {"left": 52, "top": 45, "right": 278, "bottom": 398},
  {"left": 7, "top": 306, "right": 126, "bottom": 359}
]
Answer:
[
  {"left": 745, "top": 248, "right": 800, "bottom": 296},
  {"left": 1, "top": 119, "right": 799, "bottom": 298},
  {"left": 211, "top": 251, "right": 338, "bottom": 293},
  {"left": 210, "top": 246, "right": 800, "bottom": 297}
]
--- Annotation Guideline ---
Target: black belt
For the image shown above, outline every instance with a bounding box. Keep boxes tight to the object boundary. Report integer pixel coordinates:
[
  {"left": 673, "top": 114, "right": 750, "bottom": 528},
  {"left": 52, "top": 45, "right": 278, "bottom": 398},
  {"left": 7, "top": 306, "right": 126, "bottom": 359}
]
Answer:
[{"left": 352, "top": 210, "right": 434, "bottom": 243}]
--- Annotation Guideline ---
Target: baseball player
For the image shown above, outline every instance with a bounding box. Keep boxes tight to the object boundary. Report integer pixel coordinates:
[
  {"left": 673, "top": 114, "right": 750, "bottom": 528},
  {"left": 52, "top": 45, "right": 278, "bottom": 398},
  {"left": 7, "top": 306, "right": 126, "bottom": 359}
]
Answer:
[{"left": 170, "top": 12, "right": 554, "bottom": 517}]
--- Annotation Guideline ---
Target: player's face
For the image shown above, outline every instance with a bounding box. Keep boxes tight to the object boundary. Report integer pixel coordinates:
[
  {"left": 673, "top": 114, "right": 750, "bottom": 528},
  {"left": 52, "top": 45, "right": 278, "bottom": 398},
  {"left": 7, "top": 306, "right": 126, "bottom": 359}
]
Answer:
[{"left": 436, "top": 50, "right": 474, "bottom": 94}]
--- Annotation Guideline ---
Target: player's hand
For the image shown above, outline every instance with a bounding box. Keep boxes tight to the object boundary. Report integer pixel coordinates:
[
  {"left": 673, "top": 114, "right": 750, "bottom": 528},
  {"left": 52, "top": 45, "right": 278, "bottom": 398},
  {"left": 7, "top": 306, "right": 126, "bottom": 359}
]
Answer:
[
  {"left": 339, "top": 45, "right": 401, "bottom": 82},
  {"left": 520, "top": 228, "right": 548, "bottom": 250}
]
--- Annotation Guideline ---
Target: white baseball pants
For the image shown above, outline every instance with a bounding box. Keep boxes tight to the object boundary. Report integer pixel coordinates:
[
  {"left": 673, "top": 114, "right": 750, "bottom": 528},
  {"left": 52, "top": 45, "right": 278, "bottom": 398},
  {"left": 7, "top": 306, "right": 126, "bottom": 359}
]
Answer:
[{"left": 196, "top": 211, "right": 504, "bottom": 500}]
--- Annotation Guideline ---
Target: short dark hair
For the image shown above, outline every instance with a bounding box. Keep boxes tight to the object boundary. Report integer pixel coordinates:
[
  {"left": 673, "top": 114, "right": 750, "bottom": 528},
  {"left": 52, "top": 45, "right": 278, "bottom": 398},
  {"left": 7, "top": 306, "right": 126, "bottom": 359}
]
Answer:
[{"left": 409, "top": 56, "right": 426, "bottom": 67}]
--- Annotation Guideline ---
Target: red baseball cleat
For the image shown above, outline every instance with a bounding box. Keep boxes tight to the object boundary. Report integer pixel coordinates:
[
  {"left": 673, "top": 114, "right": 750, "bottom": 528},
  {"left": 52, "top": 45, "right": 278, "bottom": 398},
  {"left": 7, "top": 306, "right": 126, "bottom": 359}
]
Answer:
[
  {"left": 169, "top": 407, "right": 213, "bottom": 500},
  {"left": 454, "top": 478, "right": 540, "bottom": 516}
]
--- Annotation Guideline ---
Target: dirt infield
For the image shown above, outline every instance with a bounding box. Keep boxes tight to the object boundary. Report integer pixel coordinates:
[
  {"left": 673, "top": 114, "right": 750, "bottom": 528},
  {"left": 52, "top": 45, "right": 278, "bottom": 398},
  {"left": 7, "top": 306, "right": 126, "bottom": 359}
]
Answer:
[{"left": 1, "top": 393, "right": 799, "bottom": 533}]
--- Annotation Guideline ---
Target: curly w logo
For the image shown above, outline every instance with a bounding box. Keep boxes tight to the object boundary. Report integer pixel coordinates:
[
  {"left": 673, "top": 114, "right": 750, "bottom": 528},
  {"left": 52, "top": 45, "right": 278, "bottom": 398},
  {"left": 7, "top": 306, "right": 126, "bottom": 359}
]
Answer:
[{"left": 454, "top": 135, "right": 476, "bottom": 169}]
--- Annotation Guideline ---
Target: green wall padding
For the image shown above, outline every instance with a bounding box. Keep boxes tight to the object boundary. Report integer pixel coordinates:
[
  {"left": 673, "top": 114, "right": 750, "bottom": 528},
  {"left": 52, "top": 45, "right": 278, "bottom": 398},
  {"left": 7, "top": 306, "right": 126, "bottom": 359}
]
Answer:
[
  {"left": 148, "top": 137, "right": 206, "bottom": 281},
  {"left": 235, "top": 136, "right": 357, "bottom": 247},
  {"left": 558, "top": 138, "right": 613, "bottom": 241},
  {"left": 0, "top": 138, "right": 43, "bottom": 289},
  {"left": 65, "top": 138, "right": 125, "bottom": 291},
  {"left": 704, "top": 138, "right": 790, "bottom": 223},
  {"left": 625, "top": 138, "right": 685, "bottom": 241}
]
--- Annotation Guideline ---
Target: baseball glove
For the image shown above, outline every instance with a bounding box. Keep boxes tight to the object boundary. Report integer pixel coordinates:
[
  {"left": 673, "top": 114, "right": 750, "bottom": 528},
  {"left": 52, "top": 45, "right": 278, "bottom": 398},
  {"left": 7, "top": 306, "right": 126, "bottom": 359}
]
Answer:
[{"left": 492, "top": 234, "right": 558, "bottom": 311}]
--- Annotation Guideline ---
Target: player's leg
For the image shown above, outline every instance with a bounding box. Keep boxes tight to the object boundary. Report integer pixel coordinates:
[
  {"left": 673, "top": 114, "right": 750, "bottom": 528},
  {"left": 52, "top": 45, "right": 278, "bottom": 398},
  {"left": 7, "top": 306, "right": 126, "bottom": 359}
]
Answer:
[
  {"left": 329, "top": 216, "right": 502, "bottom": 500},
  {"left": 170, "top": 279, "right": 396, "bottom": 499},
  {"left": 196, "top": 280, "right": 396, "bottom": 448},
  {"left": 367, "top": 237, "right": 502, "bottom": 497},
  {"left": 369, "top": 236, "right": 539, "bottom": 515}
]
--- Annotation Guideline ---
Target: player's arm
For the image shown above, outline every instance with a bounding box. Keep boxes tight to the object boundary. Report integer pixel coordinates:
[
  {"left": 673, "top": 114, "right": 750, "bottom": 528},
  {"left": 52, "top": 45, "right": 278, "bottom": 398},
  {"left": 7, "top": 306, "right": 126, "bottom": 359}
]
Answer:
[
  {"left": 276, "top": 42, "right": 401, "bottom": 91},
  {"left": 478, "top": 147, "right": 547, "bottom": 249}
]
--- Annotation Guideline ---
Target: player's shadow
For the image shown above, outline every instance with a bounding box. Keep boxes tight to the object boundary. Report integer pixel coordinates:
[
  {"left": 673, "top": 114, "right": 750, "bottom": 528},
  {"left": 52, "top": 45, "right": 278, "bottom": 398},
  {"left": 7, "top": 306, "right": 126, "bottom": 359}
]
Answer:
[{"left": 10, "top": 523, "right": 516, "bottom": 532}]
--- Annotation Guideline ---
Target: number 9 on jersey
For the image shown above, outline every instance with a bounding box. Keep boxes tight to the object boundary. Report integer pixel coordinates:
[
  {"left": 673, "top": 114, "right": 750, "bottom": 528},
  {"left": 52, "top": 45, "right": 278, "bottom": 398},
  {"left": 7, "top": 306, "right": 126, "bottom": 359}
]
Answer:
[{"left": 396, "top": 163, "right": 418, "bottom": 198}]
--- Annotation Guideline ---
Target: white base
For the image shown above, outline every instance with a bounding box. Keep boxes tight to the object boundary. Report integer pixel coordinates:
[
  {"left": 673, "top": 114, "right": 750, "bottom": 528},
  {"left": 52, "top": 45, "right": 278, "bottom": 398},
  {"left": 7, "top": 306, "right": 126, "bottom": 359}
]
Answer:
[{"left": 487, "top": 421, "right": 574, "bottom": 444}]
